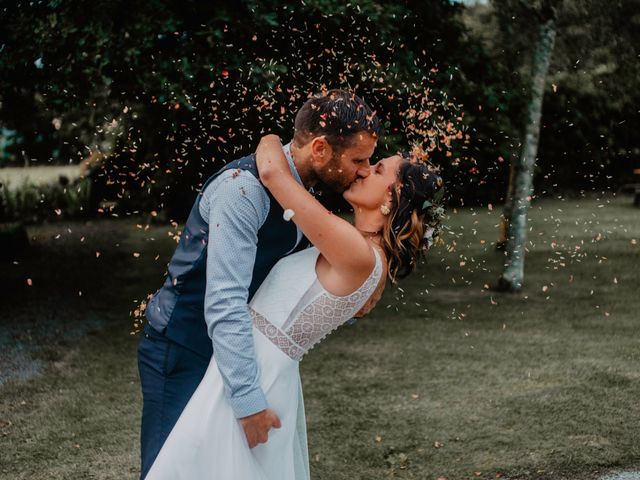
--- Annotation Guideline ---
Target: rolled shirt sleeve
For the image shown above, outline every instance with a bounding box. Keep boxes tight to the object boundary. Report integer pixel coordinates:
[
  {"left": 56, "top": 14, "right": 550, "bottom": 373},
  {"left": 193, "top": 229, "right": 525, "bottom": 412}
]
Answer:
[{"left": 199, "top": 169, "right": 270, "bottom": 418}]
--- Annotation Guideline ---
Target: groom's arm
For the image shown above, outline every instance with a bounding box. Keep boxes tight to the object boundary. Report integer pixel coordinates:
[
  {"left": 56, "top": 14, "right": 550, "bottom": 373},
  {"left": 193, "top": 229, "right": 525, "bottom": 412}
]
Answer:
[{"left": 201, "top": 169, "right": 269, "bottom": 419}]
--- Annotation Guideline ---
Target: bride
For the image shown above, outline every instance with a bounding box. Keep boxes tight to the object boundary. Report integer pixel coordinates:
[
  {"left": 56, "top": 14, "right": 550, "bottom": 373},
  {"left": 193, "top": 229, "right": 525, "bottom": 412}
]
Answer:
[{"left": 145, "top": 134, "right": 444, "bottom": 479}]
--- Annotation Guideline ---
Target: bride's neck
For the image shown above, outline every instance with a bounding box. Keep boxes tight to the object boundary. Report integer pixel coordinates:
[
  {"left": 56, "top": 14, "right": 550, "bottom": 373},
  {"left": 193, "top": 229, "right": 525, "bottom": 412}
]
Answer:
[{"left": 353, "top": 209, "right": 384, "bottom": 237}]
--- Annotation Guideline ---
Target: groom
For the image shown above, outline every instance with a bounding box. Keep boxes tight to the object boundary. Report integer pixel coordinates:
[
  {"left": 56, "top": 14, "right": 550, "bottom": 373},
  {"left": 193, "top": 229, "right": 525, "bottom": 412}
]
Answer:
[{"left": 137, "top": 89, "right": 384, "bottom": 478}]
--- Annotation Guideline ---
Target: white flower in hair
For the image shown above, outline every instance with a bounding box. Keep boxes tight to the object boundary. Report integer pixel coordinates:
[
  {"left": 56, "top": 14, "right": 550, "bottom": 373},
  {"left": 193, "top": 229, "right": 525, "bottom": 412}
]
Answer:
[{"left": 423, "top": 226, "right": 435, "bottom": 248}]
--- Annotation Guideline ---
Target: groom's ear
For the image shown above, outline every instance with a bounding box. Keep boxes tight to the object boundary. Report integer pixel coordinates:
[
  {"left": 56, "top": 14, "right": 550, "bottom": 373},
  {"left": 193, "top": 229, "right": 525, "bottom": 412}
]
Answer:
[{"left": 309, "top": 136, "right": 333, "bottom": 167}]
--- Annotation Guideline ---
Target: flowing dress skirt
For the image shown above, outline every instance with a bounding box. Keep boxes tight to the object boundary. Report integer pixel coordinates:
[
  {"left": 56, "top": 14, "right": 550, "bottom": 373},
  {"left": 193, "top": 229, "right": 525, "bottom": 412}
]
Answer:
[{"left": 145, "top": 326, "right": 310, "bottom": 480}]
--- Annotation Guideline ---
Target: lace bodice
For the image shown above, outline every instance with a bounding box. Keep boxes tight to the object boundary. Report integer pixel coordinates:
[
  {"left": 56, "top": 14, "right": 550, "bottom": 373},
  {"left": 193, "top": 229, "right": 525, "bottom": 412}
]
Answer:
[{"left": 249, "top": 247, "right": 382, "bottom": 361}]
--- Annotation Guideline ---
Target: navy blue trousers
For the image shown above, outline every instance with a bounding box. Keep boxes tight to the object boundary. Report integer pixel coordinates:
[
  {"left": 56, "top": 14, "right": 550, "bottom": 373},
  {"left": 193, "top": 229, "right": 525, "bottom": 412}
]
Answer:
[{"left": 137, "top": 323, "right": 209, "bottom": 479}]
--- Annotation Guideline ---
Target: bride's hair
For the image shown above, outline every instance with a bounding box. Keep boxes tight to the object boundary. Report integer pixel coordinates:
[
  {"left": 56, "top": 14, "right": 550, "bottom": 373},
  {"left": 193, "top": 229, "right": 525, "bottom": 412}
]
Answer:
[{"left": 380, "top": 157, "right": 444, "bottom": 282}]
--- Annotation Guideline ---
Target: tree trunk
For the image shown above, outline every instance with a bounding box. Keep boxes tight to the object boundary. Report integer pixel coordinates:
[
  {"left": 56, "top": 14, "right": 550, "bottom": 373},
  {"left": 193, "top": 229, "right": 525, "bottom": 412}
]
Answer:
[
  {"left": 496, "top": 12, "right": 557, "bottom": 292},
  {"left": 496, "top": 159, "right": 516, "bottom": 250}
]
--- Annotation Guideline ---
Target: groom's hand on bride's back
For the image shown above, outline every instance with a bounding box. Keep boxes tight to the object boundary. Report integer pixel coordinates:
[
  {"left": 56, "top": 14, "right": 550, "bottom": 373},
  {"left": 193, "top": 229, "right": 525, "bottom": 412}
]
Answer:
[
  {"left": 353, "top": 278, "right": 386, "bottom": 318},
  {"left": 239, "top": 408, "right": 281, "bottom": 448}
]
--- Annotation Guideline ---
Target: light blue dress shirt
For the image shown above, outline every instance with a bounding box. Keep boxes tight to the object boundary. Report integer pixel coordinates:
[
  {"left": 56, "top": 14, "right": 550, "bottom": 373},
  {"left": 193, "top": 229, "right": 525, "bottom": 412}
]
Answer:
[{"left": 198, "top": 144, "right": 303, "bottom": 418}]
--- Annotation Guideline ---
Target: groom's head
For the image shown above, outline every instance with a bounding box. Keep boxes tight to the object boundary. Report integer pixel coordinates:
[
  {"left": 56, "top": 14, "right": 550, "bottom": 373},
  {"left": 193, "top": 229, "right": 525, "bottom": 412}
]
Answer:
[{"left": 293, "top": 89, "right": 383, "bottom": 192}]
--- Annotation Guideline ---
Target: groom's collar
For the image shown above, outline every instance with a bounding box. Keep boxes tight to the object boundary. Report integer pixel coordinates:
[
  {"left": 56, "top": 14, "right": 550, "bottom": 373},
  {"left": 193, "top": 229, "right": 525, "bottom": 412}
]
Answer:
[{"left": 283, "top": 142, "right": 313, "bottom": 193}]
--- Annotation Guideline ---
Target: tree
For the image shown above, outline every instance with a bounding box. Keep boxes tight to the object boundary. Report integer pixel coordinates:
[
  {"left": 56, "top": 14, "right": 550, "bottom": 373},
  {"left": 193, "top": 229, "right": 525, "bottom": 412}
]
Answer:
[
  {"left": 468, "top": 0, "right": 640, "bottom": 252},
  {"left": 0, "top": 0, "right": 475, "bottom": 219},
  {"left": 495, "top": 0, "right": 560, "bottom": 292}
]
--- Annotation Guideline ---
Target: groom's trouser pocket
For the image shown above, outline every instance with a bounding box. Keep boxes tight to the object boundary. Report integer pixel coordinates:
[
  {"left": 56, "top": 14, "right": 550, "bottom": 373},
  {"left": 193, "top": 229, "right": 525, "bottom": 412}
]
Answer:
[{"left": 138, "top": 325, "right": 167, "bottom": 373}]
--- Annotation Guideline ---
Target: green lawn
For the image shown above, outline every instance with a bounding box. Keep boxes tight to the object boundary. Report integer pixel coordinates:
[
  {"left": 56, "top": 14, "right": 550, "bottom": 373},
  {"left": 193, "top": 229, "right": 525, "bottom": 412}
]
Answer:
[{"left": 1, "top": 194, "right": 638, "bottom": 480}]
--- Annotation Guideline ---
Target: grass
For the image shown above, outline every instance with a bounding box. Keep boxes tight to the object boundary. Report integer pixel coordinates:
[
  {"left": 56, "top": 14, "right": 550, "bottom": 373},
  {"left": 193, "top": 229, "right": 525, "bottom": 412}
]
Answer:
[{"left": 0, "top": 194, "right": 639, "bottom": 479}]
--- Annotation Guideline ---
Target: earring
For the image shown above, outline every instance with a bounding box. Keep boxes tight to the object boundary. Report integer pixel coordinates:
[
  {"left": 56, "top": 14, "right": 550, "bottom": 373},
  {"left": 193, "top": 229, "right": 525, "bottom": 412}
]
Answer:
[{"left": 380, "top": 204, "right": 391, "bottom": 216}]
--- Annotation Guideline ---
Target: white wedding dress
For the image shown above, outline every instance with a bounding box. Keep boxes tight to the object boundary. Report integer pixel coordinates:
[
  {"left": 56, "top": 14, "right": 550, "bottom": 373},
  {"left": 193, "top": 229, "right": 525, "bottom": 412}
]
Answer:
[{"left": 146, "top": 246, "right": 382, "bottom": 480}]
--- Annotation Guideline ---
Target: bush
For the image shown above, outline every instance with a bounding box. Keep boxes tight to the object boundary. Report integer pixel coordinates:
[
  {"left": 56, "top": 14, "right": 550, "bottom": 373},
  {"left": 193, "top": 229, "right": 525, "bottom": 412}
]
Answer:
[{"left": 0, "top": 178, "right": 91, "bottom": 224}]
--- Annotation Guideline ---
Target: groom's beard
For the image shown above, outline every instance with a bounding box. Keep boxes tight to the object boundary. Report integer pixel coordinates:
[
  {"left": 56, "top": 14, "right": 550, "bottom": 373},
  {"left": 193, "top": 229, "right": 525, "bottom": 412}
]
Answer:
[{"left": 316, "top": 153, "right": 352, "bottom": 193}]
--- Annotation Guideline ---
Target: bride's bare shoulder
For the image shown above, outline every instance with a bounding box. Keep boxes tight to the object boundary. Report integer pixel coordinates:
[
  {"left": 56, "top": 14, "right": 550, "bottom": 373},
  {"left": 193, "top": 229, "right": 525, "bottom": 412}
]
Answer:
[{"left": 315, "top": 244, "right": 383, "bottom": 297}]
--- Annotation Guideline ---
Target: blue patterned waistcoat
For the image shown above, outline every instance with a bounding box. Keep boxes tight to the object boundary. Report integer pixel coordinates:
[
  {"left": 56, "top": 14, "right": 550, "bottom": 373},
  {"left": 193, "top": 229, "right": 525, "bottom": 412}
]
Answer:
[{"left": 145, "top": 154, "right": 308, "bottom": 358}]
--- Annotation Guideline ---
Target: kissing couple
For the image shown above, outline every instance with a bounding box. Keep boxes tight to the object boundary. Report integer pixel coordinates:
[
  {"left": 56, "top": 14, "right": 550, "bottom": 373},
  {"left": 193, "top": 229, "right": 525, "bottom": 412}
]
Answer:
[{"left": 138, "top": 89, "right": 444, "bottom": 479}]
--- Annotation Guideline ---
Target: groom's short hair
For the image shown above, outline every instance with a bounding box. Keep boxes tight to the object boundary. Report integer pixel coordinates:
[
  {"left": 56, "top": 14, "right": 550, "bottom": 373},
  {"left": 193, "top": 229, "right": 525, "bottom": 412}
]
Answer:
[{"left": 293, "top": 89, "right": 383, "bottom": 152}]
